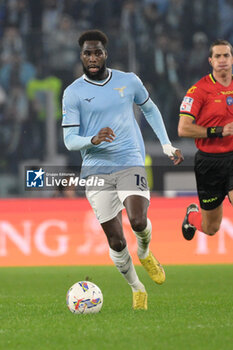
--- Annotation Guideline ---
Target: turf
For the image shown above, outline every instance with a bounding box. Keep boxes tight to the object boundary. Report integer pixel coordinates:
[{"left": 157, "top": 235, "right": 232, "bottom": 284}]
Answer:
[{"left": 0, "top": 265, "right": 232, "bottom": 350}]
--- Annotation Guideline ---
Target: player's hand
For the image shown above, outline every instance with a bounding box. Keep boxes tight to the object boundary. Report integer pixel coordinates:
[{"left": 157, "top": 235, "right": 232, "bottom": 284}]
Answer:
[
  {"left": 223, "top": 122, "right": 233, "bottom": 137},
  {"left": 162, "top": 144, "right": 184, "bottom": 165},
  {"left": 91, "top": 127, "right": 116, "bottom": 145}
]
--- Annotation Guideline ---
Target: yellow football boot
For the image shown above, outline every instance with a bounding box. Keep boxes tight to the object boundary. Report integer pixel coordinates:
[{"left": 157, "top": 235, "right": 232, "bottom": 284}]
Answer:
[
  {"left": 139, "top": 251, "right": 165, "bottom": 284},
  {"left": 132, "top": 290, "right": 148, "bottom": 310}
]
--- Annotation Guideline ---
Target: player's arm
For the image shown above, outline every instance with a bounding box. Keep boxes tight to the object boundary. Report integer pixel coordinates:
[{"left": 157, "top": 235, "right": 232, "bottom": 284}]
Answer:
[
  {"left": 63, "top": 126, "right": 94, "bottom": 151},
  {"left": 140, "top": 98, "right": 183, "bottom": 165},
  {"left": 63, "top": 126, "right": 116, "bottom": 151},
  {"left": 62, "top": 89, "right": 93, "bottom": 151},
  {"left": 62, "top": 87, "right": 115, "bottom": 150},
  {"left": 91, "top": 127, "right": 116, "bottom": 145}
]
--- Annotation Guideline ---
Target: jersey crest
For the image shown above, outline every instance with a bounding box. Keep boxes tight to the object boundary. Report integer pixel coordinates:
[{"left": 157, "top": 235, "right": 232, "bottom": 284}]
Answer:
[{"left": 114, "top": 86, "right": 126, "bottom": 97}]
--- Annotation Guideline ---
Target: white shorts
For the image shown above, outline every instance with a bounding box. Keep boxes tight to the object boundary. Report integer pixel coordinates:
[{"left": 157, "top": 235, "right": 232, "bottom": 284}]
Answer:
[{"left": 85, "top": 167, "right": 150, "bottom": 223}]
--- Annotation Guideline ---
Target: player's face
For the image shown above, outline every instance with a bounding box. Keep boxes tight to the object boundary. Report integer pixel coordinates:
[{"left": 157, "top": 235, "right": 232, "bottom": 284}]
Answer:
[
  {"left": 80, "top": 41, "right": 108, "bottom": 80},
  {"left": 209, "top": 45, "right": 233, "bottom": 73}
]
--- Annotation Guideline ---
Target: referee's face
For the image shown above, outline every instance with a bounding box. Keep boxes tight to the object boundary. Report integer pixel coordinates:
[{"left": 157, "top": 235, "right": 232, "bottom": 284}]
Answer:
[
  {"left": 80, "top": 41, "right": 108, "bottom": 80},
  {"left": 209, "top": 45, "right": 233, "bottom": 74}
]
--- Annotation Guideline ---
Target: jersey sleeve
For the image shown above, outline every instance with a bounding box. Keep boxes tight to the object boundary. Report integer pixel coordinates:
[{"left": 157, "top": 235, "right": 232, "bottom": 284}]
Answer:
[
  {"left": 140, "top": 98, "right": 170, "bottom": 145},
  {"left": 132, "top": 73, "right": 149, "bottom": 106},
  {"left": 179, "top": 85, "right": 205, "bottom": 120},
  {"left": 62, "top": 86, "right": 80, "bottom": 127}
]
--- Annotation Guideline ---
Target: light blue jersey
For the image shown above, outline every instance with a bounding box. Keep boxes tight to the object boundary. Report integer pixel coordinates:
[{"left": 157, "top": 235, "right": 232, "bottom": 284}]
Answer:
[{"left": 62, "top": 69, "right": 149, "bottom": 176}]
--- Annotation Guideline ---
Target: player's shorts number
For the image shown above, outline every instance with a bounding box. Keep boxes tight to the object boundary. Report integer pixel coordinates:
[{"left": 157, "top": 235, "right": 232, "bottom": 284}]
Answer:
[{"left": 134, "top": 174, "right": 147, "bottom": 189}]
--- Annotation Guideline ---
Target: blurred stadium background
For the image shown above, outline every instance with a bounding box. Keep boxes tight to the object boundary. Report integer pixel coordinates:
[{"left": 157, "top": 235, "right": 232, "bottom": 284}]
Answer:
[
  {"left": 1, "top": 0, "right": 233, "bottom": 197},
  {"left": 0, "top": 0, "right": 233, "bottom": 266}
]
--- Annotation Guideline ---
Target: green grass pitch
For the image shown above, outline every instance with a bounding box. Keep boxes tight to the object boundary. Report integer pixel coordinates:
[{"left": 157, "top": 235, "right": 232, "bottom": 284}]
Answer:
[{"left": 0, "top": 265, "right": 232, "bottom": 350}]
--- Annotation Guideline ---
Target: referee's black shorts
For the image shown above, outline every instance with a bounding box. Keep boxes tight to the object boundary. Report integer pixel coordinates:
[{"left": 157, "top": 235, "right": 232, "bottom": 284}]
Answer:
[{"left": 194, "top": 150, "right": 233, "bottom": 210}]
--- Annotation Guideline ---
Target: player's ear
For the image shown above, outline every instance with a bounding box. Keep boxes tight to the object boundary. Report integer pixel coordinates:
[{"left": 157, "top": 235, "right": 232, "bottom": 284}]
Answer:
[
  {"left": 208, "top": 57, "right": 212, "bottom": 66},
  {"left": 105, "top": 50, "right": 108, "bottom": 59}
]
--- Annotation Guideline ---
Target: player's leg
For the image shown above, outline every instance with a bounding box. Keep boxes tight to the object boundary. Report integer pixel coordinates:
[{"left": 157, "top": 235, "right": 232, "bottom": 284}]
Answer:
[
  {"left": 228, "top": 153, "right": 233, "bottom": 205},
  {"left": 185, "top": 158, "right": 233, "bottom": 237},
  {"left": 86, "top": 185, "right": 147, "bottom": 309},
  {"left": 101, "top": 213, "right": 147, "bottom": 310},
  {"left": 201, "top": 205, "right": 223, "bottom": 235},
  {"left": 123, "top": 195, "right": 150, "bottom": 258},
  {"left": 182, "top": 151, "right": 226, "bottom": 240},
  {"left": 183, "top": 198, "right": 227, "bottom": 240},
  {"left": 117, "top": 166, "right": 165, "bottom": 284},
  {"left": 182, "top": 202, "right": 223, "bottom": 239},
  {"left": 101, "top": 211, "right": 126, "bottom": 251},
  {"left": 123, "top": 194, "right": 165, "bottom": 284},
  {"left": 117, "top": 166, "right": 151, "bottom": 257},
  {"left": 228, "top": 189, "right": 233, "bottom": 205}
]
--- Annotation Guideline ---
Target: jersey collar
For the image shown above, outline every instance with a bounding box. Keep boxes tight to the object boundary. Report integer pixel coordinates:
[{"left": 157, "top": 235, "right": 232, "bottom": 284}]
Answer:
[
  {"left": 209, "top": 73, "right": 216, "bottom": 84},
  {"left": 209, "top": 73, "right": 233, "bottom": 84},
  {"left": 83, "top": 68, "right": 112, "bottom": 86}
]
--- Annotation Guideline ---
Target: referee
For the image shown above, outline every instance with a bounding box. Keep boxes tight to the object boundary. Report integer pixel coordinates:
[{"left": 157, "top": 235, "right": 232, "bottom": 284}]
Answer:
[{"left": 178, "top": 39, "right": 233, "bottom": 240}]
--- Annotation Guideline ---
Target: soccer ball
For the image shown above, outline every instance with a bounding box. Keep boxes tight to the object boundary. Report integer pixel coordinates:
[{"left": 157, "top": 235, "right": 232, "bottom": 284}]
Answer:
[{"left": 66, "top": 281, "right": 103, "bottom": 314}]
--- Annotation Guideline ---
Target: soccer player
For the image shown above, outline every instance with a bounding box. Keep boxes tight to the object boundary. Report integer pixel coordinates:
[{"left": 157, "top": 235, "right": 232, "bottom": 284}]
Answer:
[
  {"left": 62, "top": 30, "right": 183, "bottom": 310},
  {"left": 178, "top": 39, "right": 233, "bottom": 241}
]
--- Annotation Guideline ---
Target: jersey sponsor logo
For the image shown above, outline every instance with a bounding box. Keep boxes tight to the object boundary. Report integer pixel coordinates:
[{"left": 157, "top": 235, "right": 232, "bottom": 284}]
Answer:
[
  {"left": 202, "top": 197, "right": 218, "bottom": 203},
  {"left": 114, "top": 86, "right": 126, "bottom": 97},
  {"left": 187, "top": 86, "right": 197, "bottom": 94},
  {"left": 226, "top": 96, "right": 233, "bottom": 106},
  {"left": 220, "top": 90, "right": 233, "bottom": 95},
  {"left": 214, "top": 99, "right": 222, "bottom": 103},
  {"left": 180, "top": 96, "right": 194, "bottom": 112},
  {"left": 84, "top": 97, "right": 95, "bottom": 103}
]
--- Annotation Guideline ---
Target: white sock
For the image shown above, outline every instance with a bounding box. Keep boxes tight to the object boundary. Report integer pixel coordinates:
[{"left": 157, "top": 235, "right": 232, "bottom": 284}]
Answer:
[
  {"left": 109, "top": 246, "right": 145, "bottom": 292},
  {"left": 133, "top": 218, "right": 152, "bottom": 259}
]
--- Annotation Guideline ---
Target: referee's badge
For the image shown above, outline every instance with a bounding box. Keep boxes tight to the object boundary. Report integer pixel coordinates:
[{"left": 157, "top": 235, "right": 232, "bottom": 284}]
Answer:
[
  {"left": 180, "top": 96, "right": 194, "bottom": 112},
  {"left": 226, "top": 96, "right": 233, "bottom": 106}
]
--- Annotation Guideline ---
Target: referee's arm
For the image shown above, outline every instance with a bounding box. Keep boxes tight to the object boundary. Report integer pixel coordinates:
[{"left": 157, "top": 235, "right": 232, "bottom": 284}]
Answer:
[
  {"left": 178, "top": 115, "right": 233, "bottom": 138},
  {"left": 178, "top": 115, "right": 207, "bottom": 138}
]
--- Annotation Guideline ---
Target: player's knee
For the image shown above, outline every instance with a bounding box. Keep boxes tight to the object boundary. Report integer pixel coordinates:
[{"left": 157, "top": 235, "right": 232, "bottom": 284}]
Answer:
[
  {"left": 108, "top": 237, "right": 126, "bottom": 252},
  {"left": 204, "top": 222, "right": 220, "bottom": 236},
  {"left": 130, "top": 216, "right": 147, "bottom": 232}
]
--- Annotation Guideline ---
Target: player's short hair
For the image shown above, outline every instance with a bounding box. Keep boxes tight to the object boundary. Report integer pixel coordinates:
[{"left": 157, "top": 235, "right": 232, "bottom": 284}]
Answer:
[
  {"left": 209, "top": 39, "right": 233, "bottom": 57},
  {"left": 78, "top": 30, "right": 108, "bottom": 48}
]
